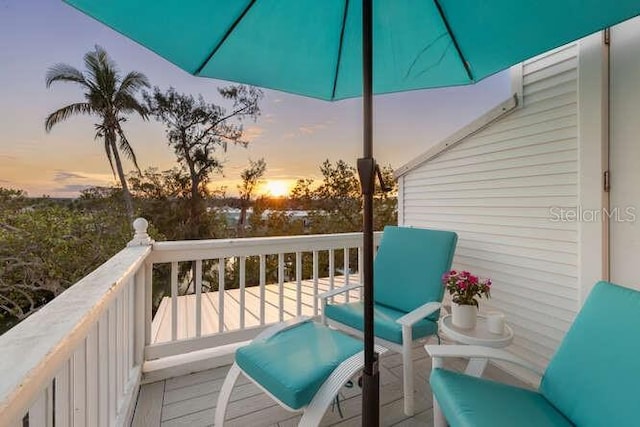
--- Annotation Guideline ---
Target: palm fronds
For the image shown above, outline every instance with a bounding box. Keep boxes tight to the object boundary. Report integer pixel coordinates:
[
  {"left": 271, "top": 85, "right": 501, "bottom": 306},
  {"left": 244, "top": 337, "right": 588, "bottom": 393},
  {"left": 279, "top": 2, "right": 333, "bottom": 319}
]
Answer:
[
  {"left": 45, "top": 63, "right": 87, "bottom": 89},
  {"left": 44, "top": 102, "right": 94, "bottom": 132}
]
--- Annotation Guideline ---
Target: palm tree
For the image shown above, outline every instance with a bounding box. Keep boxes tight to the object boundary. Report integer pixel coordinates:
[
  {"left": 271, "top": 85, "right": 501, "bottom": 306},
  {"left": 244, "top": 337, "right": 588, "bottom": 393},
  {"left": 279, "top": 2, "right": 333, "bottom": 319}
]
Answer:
[{"left": 45, "top": 46, "right": 150, "bottom": 220}]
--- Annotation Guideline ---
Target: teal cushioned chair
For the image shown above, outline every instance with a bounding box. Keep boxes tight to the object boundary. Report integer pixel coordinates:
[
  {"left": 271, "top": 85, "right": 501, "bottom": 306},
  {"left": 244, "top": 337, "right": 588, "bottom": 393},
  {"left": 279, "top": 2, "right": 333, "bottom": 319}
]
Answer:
[
  {"left": 321, "top": 225, "right": 458, "bottom": 416},
  {"left": 426, "top": 281, "right": 640, "bottom": 427}
]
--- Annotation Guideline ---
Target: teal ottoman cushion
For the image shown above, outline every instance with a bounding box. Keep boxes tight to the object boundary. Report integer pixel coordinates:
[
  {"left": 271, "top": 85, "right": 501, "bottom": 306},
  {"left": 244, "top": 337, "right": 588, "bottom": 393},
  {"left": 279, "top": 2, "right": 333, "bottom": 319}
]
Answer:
[
  {"left": 430, "top": 369, "right": 573, "bottom": 427},
  {"left": 235, "top": 321, "right": 362, "bottom": 410},
  {"left": 324, "top": 301, "right": 438, "bottom": 344}
]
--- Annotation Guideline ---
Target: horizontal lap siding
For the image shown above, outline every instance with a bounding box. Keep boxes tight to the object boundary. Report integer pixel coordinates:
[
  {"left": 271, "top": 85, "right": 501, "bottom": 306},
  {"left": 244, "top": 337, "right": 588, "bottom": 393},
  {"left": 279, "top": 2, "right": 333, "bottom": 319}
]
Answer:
[{"left": 401, "top": 44, "right": 579, "bottom": 377}]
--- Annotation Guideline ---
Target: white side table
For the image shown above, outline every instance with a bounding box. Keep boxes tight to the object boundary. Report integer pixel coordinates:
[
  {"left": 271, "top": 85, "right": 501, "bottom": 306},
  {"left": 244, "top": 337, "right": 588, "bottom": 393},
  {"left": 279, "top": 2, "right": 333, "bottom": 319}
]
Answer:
[{"left": 438, "top": 314, "right": 514, "bottom": 377}]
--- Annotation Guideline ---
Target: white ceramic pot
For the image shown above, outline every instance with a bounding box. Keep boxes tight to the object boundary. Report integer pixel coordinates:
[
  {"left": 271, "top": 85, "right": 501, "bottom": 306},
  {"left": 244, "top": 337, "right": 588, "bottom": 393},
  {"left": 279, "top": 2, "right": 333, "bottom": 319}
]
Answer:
[{"left": 451, "top": 303, "right": 477, "bottom": 329}]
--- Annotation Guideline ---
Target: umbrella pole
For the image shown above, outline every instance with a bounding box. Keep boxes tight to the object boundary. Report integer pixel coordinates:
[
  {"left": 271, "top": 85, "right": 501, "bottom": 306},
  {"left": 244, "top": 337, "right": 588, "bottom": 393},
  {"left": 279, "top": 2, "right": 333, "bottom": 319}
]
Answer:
[{"left": 358, "top": 0, "right": 380, "bottom": 425}]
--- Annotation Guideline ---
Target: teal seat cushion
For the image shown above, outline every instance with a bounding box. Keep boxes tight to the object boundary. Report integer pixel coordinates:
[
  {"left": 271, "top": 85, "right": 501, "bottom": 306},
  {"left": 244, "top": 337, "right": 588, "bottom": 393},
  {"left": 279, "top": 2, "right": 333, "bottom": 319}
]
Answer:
[
  {"left": 431, "top": 369, "right": 573, "bottom": 427},
  {"left": 235, "top": 321, "right": 362, "bottom": 410},
  {"left": 373, "top": 226, "right": 457, "bottom": 314},
  {"left": 540, "top": 281, "right": 640, "bottom": 426},
  {"left": 324, "top": 301, "right": 438, "bottom": 344}
]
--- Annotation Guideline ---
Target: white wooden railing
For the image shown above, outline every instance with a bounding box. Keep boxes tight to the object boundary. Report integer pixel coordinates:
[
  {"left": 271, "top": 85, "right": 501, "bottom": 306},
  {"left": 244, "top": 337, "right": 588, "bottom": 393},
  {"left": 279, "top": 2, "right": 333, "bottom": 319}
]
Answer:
[
  {"left": 0, "top": 219, "right": 153, "bottom": 427},
  {"left": 146, "top": 231, "right": 381, "bottom": 360},
  {"left": 0, "top": 219, "right": 380, "bottom": 426}
]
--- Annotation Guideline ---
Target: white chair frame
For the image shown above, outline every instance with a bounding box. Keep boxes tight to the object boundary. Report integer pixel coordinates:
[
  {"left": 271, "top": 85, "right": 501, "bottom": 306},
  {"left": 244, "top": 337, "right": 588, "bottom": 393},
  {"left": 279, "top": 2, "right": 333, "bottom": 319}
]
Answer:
[
  {"left": 320, "top": 284, "right": 442, "bottom": 416},
  {"left": 215, "top": 317, "right": 387, "bottom": 427},
  {"left": 424, "top": 344, "right": 544, "bottom": 427}
]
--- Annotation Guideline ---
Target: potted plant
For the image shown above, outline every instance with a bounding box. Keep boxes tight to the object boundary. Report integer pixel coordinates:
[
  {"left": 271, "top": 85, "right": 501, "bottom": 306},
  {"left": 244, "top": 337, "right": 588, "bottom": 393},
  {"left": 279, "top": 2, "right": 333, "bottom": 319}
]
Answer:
[{"left": 442, "top": 270, "right": 491, "bottom": 329}]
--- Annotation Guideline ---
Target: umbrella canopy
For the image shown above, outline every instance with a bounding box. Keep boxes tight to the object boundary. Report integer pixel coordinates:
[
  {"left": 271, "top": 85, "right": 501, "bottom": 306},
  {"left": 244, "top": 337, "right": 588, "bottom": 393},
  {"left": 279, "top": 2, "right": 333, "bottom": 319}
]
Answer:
[
  {"left": 65, "top": 0, "right": 639, "bottom": 100},
  {"left": 64, "top": 0, "right": 640, "bottom": 424}
]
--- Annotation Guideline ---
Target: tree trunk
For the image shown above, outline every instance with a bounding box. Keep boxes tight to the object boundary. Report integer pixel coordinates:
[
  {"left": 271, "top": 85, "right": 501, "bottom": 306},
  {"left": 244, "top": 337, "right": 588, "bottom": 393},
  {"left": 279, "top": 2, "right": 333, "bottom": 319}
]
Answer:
[
  {"left": 110, "top": 138, "right": 135, "bottom": 221},
  {"left": 238, "top": 203, "right": 247, "bottom": 237},
  {"left": 190, "top": 175, "right": 202, "bottom": 239}
]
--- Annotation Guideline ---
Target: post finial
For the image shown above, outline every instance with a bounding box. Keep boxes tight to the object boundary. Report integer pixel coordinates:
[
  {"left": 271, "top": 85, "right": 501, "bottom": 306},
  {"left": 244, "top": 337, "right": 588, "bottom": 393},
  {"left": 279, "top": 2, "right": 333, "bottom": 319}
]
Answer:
[{"left": 128, "top": 217, "right": 153, "bottom": 246}]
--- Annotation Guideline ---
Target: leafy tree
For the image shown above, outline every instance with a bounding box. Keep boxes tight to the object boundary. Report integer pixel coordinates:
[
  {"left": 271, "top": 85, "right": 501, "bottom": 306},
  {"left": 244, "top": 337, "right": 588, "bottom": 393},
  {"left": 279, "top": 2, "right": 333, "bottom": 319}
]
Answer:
[
  {"left": 288, "top": 160, "right": 398, "bottom": 234},
  {"left": 314, "top": 160, "right": 362, "bottom": 231},
  {"left": 0, "top": 189, "right": 131, "bottom": 329},
  {"left": 128, "top": 167, "right": 229, "bottom": 241},
  {"left": 44, "top": 46, "right": 150, "bottom": 220},
  {"left": 289, "top": 178, "right": 318, "bottom": 210},
  {"left": 144, "top": 85, "right": 263, "bottom": 239},
  {"left": 237, "top": 158, "right": 266, "bottom": 236},
  {"left": 373, "top": 164, "right": 398, "bottom": 230}
]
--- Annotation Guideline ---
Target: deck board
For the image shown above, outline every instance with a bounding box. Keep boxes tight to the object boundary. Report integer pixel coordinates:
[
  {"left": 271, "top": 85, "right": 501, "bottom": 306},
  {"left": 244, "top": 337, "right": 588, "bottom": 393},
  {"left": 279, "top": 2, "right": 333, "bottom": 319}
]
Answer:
[
  {"left": 132, "top": 339, "right": 529, "bottom": 426},
  {"left": 132, "top": 381, "right": 164, "bottom": 427}
]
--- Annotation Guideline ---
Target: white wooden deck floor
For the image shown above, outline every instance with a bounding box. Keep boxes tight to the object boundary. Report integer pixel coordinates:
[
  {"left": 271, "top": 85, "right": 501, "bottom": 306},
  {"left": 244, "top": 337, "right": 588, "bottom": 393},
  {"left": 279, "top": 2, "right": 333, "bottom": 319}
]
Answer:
[
  {"left": 151, "top": 275, "right": 362, "bottom": 343},
  {"left": 132, "top": 341, "right": 529, "bottom": 427}
]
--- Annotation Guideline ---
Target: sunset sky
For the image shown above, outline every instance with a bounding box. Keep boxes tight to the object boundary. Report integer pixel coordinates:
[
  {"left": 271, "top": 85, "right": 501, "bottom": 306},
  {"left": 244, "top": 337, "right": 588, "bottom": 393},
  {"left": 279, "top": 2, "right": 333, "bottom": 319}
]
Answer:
[{"left": 0, "top": 0, "right": 511, "bottom": 197}]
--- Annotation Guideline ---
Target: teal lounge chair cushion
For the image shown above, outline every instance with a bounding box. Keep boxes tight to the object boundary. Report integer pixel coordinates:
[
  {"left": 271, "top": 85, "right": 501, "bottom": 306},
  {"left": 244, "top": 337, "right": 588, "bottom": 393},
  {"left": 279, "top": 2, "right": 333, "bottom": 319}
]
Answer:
[
  {"left": 235, "top": 321, "right": 362, "bottom": 410},
  {"left": 430, "top": 369, "right": 573, "bottom": 427},
  {"left": 373, "top": 226, "right": 457, "bottom": 315},
  {"left": 324, "top": 301, "right": 438, "bottom": 345},
  {"left": 540, "top": 281, "right": 640, "bottom": 426}
]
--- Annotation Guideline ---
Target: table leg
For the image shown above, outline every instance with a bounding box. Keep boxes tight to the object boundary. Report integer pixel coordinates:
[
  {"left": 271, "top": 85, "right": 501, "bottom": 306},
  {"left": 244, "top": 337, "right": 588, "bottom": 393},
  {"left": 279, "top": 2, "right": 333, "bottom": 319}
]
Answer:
[{"left": 464, "top": 358, "right": 488, "bottom": 377}]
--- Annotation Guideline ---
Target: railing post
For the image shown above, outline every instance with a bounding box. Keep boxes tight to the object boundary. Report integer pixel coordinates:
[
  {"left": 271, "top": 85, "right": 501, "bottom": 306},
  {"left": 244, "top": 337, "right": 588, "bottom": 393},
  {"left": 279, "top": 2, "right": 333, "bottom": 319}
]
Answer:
[{"left": 127, "top": 218, "right": 154, "bottom": 365}]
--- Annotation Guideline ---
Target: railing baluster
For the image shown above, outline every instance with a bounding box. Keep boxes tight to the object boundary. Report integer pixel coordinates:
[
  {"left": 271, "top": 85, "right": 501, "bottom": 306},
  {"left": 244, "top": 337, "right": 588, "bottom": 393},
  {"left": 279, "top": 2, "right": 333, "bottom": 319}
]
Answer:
[
  {"left": 108, "top": 305, "right": 116, "bottom": 424},
  {"left": 98, "top": 312, "right": 109, "bottom": 427},
  {"left": 278, "top": 253, "right": 284, "bottom": 322},
  {"left": 358, "top": 246, "right": 364, "bottom": 300},
  {"left": 117, "top": 295, "right": 125, "bottom": 402},
  {"left": 239, "top": 256, "right": 246, "bottom": 328},
  {"left": 124, "top": 282, "right": 131, "bottom": 380},
  {"left": 73, "top": 340, "right": 87, "bottom": 426},
  {"left": 55, "top": 360, "right": 72, "bottom": 427},
  {"left": 86, "top": 325, "right": 99, "bottom": 426},
  {"left": 196, "top": 260, "right": 203, "bottom": 337},
  {"left": 29, "top": 386, "right": 52, "bottom": 427},
  {"left": 144, "top": 263, "right": 153, "bottom": 348},
  {"left": 296, "top": 252, "right": 302, "bottom": 317},
  {"left": 134, "top": 269, "right": 145, "bottom": 366},
  {"left": 329, "top": 249, "right": 335, "bottom": 304},
  {"left": 344, "top": 247, "right": 350, "bottom": 303},
  {"left": 259, "top": 255, "right": 266, "bottom": 325},
  {"left": 313, "top": 250, "right": 319, "bottom": 315},
  {"left": 217, "top": 258, "right": 224, "bottom": 333},
  {"left": 171, "top": 261, "right": 178, "bottom": 341}
]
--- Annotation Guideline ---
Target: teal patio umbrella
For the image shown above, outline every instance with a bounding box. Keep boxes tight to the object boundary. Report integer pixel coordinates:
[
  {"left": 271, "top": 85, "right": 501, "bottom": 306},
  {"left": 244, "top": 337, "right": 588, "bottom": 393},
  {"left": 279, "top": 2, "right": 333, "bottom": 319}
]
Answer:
[{"left": 63, "top": 1, "right": 640, "bottom": 423}]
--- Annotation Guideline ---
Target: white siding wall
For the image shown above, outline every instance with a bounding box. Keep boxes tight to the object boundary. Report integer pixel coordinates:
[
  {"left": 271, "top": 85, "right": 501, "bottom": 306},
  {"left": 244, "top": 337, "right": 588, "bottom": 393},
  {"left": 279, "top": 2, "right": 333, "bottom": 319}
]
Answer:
[{"left": 400, "top": 43, "right": 580, "bottom": 379}]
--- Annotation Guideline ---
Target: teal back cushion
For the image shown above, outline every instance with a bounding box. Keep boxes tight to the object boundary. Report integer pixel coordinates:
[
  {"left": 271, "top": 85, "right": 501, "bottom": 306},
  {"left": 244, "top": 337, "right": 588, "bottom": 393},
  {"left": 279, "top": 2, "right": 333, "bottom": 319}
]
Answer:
[
  {"left": 373, "top": 226, "right": 457, "bottom": 314},
  {"left": 540, "top": 281, "right": 640, "bottom": 426}
]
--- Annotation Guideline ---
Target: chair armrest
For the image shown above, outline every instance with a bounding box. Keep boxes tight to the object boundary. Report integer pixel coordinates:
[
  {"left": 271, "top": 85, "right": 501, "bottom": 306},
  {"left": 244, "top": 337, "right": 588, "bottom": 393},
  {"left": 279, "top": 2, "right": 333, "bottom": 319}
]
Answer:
[
  {"left": 318, "top": 284, "right": 363, "bottom": 300},
  {"left": 425, "top": 344, "right": 544, "bottom": 377},
  {"left": 396, "top": 302, "right": 442, "bottom": 326}
]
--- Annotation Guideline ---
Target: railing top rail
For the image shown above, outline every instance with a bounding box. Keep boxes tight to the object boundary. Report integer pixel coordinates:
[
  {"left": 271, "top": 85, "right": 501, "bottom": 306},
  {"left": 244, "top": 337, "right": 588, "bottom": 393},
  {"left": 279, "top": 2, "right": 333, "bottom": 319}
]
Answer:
[
  {"left": 0, "top": 244, "right": 151, "bottom": 421},
  {"left": 150, "top": 231, "right": 383, "bottom": 263}
]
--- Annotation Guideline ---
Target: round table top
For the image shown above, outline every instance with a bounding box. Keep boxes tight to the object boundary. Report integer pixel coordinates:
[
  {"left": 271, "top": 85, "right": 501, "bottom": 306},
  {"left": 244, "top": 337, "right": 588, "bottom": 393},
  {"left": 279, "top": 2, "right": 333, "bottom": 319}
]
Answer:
[{"left": 439, "top": 314, "right": 513, "bottom": 348}]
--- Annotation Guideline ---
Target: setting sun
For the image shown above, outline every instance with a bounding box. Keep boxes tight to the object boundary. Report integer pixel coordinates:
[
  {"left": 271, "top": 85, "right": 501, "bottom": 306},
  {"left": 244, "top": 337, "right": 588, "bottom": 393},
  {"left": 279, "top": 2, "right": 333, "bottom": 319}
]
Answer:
[{"left": 264, "top": 180, "right": 290, "bottom": 197}]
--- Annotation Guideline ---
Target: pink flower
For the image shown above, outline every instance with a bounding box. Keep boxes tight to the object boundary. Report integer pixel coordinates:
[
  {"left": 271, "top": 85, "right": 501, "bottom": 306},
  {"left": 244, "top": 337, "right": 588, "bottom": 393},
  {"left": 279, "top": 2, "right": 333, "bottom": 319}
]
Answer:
[{"left": 442, "top": 269, "right": 492, "bottom": 305}]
